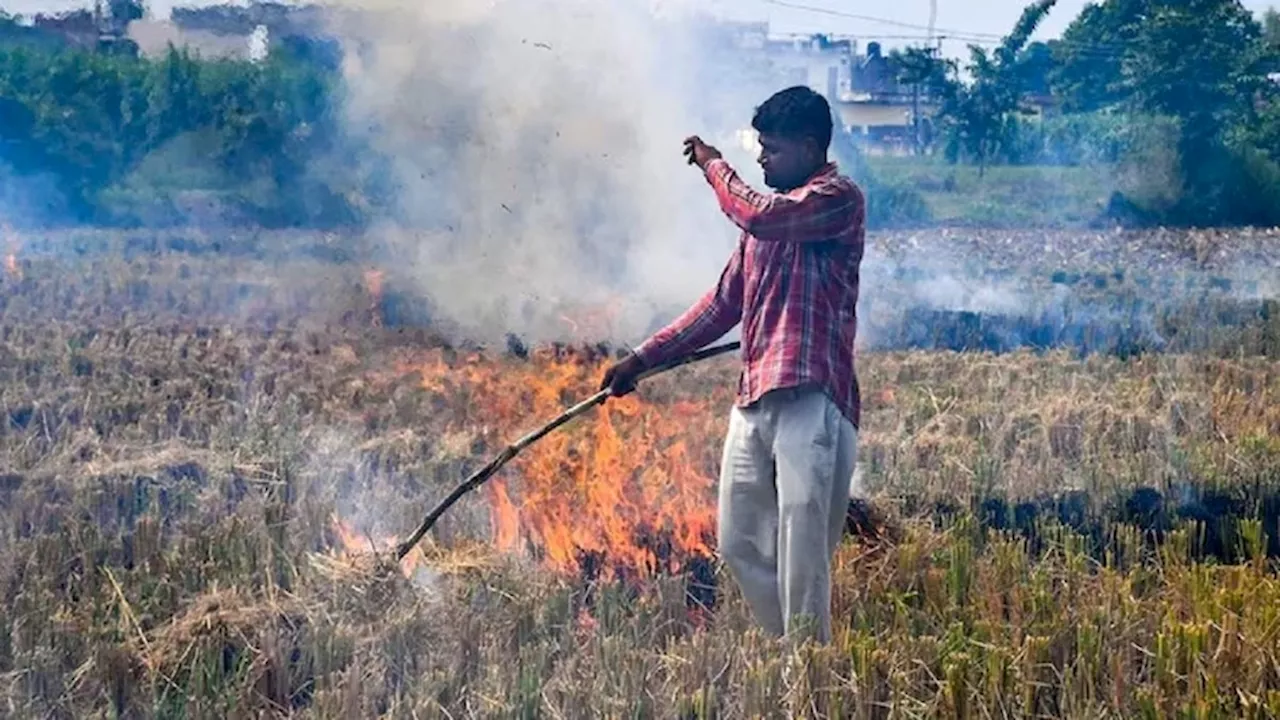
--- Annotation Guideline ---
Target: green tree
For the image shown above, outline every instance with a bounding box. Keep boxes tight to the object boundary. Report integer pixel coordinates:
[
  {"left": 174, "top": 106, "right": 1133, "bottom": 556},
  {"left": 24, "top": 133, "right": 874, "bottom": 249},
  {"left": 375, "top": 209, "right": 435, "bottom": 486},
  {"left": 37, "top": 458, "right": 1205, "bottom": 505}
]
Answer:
[
  {"left": 1050, "top": 0, "right": 1144, "bottom": 112},
  {"left": 1129, "top": 0, "right": 1275, "bottom": 221},
  {"left": 1263, "top": 7, "right": 1280, "bottom": 48},
  {"left": 1124, "top": 0, "right": 1272, "bottom": 126},
  {"left": 1048, "top": 0, "right": 1280, "bottom": 224},
  {"left": 0, "top": 29, "right": 368, "bottom": 227},
  {"left": 1015, "top": 40, "right": 1055, "bottom": 98},
  {"left": 931, "top": 0, "right": 1058, "bottom": 174}
]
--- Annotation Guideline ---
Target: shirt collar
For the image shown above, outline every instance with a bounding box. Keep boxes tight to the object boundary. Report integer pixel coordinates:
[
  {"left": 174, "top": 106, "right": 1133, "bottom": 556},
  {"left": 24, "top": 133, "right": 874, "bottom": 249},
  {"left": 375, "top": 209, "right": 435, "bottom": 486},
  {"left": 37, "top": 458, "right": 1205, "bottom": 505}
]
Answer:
[
  {"left": 804, "top": 162, "right": 839, "bottom": 186},
  {"left": 812, "top": 162, "right": 838, "bottom": 179}
]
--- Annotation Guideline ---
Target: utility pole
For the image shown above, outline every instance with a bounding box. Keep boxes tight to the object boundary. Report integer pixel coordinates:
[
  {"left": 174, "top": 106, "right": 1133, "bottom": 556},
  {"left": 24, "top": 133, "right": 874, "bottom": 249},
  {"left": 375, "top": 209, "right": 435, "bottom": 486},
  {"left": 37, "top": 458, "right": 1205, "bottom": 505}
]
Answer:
[
  {"left": 916, "top": 0, "right": 937, "bottom": 156},
  {"left": 911, "top": 71, "right": 920, "bottom": 155}
]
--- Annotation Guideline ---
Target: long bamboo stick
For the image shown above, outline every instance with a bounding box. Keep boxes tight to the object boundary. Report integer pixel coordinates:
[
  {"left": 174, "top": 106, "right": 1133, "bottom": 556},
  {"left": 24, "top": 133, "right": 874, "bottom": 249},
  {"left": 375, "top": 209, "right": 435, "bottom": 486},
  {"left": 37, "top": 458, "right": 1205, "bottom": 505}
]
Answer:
[{"left": 394, "top": 341, "right": 741, "bottom": 560}]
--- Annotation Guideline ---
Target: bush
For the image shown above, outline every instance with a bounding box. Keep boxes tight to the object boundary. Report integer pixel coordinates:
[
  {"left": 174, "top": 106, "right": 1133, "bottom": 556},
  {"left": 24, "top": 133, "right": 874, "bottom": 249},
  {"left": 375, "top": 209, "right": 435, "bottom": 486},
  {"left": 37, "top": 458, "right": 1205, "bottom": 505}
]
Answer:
[
  {"left": 0, "top": 39, "right": 363, "bottom": 229},
  {"left": 1106, "top": 114, "right": 1183, "bottom": 221},
  {"left": 1102, "top": 110, "right": 1280, "bottom": 228},
  {"left": 992, "top": 111, "right": 1173, "bottom": 168},
  {"left": 1202, "top": 141, "right": 1280, "bottom": 227},
  {"left": 1036, "top": 112, "right": 1131, "bottom": 165},
  {"left": 862, "top": 177, "right": 932, "bottom": 228}
]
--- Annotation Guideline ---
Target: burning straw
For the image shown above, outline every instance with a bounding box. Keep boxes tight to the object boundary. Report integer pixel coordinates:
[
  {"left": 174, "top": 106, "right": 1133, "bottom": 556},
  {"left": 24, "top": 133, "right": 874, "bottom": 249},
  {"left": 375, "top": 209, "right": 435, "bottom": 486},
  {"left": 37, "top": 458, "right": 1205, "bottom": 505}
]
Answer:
[
  {"left": 311, "top": 513, "right": 499, "bottom": 593},
  {"left": 392, "top": 341, "right": 741, "bottom": 562},
  {"left": 311, "top": 340, "right": 740, "bottom": 588}
]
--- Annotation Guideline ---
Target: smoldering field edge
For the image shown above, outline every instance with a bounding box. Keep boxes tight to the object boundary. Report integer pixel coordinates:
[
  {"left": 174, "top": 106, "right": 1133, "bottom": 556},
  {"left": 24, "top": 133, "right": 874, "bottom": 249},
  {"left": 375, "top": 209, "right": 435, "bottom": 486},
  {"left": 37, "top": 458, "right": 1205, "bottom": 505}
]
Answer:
[{"left": 0, "top": 224, "right": 1274, "bottom": 563}]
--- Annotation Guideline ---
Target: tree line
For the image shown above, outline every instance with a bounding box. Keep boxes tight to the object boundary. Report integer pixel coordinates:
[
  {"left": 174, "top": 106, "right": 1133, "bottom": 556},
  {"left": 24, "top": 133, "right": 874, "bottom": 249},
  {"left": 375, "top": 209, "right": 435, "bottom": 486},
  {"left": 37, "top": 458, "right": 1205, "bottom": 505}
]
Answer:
[
  {"left": 3, "top": 0, "right": 1280, "bottom": 228},
  {"left": 893, "top": 0, "right": 1280, "bottom": 225},
  {"left": 0, "top": 9, "right": 376, "bottom": 228}
]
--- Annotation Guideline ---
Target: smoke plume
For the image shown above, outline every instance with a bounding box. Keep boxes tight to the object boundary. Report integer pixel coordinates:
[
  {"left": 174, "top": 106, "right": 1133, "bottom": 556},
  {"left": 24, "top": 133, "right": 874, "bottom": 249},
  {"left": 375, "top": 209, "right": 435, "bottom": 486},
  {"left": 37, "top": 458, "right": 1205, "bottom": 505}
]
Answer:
[
  {"left": 318, "top": 0, "right": 1277, "bottom": 357},
  {"left": 326, "top": 0, "right": 778, "bottom": 346}
]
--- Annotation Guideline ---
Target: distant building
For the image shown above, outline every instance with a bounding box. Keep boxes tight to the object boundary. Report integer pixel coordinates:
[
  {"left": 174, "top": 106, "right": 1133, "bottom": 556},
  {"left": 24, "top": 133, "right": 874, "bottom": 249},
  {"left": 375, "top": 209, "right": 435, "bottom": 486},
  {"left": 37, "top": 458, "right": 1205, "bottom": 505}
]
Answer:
[
  {"left": 169, "top": 1, "right": 329, "bottom": 38},
  {"left": 128, "top": 19, "right": 262, "bottom": 60},
  {"left": 758, "top": 31, "right": 858, "bottom": 103},
  {"left": 717, "top": 21, "right": 938, "bottom": 154},
  {"left": 130, "top": 2, "right": 339, "bottom": 65},
  {"left": 31, "top": 9, "right": 98, "bottom": 47},
  {"left": 841, "top": 41, "right": 939, "bottom": 154},
  {"left": 27, "top": 0, "right": 143, "bottom": 55}
]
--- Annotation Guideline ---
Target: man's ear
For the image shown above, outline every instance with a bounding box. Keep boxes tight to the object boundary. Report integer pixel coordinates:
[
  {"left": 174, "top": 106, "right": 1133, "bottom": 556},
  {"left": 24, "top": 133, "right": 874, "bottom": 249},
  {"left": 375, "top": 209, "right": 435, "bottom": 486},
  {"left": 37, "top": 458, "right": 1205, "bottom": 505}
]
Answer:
[{"left": 804, "top": 137, "right": 825, "bottom": 162}]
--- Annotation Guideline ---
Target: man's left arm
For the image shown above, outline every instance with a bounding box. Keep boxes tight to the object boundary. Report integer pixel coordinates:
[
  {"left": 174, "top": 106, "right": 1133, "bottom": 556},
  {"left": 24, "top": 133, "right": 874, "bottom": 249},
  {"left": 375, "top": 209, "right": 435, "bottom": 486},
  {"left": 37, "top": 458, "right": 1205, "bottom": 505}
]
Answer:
[
  {"left": 599, "top": 240, "right": 745, "bottom": 397},
  {"left": 631, "top": 238, "right": 745, "bottom": 369},
  {"left": 703, "top": 158, "right": 860, "bottom": 244}
]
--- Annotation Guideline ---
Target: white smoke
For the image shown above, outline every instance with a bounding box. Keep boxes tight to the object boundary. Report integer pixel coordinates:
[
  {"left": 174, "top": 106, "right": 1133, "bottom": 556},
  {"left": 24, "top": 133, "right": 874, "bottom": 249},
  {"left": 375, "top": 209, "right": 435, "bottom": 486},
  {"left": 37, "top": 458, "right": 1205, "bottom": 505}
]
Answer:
[{"left": 325, "top": 0, "right": 778, "bottom": 346}]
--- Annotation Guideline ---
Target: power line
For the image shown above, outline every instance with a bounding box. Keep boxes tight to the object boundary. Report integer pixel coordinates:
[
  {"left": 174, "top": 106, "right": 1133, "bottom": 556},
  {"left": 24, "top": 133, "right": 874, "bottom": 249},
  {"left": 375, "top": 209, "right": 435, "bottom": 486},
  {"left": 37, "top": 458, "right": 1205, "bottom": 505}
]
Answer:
[
  {"left": 757, "top": 0, "right": 1142, "bottom": 59},
  {"left": 761, "top": 31, "right": 1134, "bottom": 60},
  {"left": 831, "top": 33, "right": 987, "bottom": 42},
  {"left": 758, "top": 0, "right": 1005, "bottom": 40}
]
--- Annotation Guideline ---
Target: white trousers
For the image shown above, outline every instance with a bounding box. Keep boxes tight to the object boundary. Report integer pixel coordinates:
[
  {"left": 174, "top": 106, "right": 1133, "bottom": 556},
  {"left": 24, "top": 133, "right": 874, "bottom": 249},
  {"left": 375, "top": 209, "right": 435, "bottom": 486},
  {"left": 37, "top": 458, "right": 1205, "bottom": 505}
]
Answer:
[{"left": 717, "top": 384, "right": 859, "bottom": 644}]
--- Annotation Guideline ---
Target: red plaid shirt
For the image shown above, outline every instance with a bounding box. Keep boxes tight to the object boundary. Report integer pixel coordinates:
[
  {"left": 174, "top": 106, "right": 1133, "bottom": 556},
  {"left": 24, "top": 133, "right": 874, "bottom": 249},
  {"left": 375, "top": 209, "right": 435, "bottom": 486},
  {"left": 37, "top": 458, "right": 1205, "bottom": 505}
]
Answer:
[{"left": 634, "top": 157, "right": 866, "bottom": 428}]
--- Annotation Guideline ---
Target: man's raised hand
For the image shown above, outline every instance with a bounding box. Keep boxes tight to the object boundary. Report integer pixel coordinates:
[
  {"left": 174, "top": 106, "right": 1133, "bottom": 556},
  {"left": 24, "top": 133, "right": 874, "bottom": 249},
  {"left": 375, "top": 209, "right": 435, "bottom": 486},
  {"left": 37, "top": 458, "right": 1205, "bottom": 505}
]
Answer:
[{"left": 683, "top": 136, "right": 722, "bottom": 170}]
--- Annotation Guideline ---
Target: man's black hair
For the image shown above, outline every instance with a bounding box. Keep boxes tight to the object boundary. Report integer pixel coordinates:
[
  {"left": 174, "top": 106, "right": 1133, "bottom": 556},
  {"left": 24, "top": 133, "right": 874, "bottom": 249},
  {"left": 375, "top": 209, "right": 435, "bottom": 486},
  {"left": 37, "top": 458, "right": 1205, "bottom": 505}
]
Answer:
[{"left": 751, "top": 86, "right": 834, "bottom": 150}]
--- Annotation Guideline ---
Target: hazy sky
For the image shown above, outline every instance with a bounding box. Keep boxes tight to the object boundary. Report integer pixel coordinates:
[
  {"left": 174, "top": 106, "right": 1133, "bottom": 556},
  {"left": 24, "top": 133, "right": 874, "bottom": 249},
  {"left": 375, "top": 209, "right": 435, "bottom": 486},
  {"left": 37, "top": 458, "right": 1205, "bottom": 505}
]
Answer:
[
  {"left": 2, "top": 0, "right": 1277, "bottom": 58},
  {"left": 727, "top": 0, "right": 1278, "bottom": 58}
]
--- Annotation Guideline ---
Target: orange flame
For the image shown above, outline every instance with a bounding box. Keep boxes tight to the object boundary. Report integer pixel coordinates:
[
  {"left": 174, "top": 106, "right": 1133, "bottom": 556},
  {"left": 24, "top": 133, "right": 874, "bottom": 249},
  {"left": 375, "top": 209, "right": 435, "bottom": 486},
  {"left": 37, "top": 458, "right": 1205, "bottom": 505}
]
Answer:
[
  {"left": 487, "top": 478, "right": 521, "bottom": 551},
  {"left": 408, "top": 343, "right": 729, "bottom": 581},
  {"left": 3, "top": 224, "right": 19, "bottom": 281},
  {"left": 329, "top": 513, "right": 428, "bottom": 579},
  {"left": 364, "top": 268, "right": 385, "bottom": 327}
]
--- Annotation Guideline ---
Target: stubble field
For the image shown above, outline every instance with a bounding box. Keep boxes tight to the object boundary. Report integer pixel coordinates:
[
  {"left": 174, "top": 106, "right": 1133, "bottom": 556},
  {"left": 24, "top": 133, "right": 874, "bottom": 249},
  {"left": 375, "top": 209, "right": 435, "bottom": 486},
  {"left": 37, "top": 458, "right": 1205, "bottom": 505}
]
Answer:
[{"left": 1, "top": 227, "right": 1279, "bottom": 718}]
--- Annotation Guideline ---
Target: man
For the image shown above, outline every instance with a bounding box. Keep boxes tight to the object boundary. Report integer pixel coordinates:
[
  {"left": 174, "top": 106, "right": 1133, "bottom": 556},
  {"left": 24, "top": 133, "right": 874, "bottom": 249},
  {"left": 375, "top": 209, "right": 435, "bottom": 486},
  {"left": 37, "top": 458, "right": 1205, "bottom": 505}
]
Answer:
[{"left": 600, "top": 86, "right": 865, "bottom": 644}]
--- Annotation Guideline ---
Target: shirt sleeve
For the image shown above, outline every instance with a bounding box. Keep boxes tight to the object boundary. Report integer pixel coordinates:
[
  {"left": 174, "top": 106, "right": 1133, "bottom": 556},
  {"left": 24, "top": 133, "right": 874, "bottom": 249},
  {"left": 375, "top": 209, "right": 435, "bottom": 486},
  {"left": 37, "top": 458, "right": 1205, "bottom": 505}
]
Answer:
[
  {"left": 632, "top": 239, "right": 745, "bottom": 368},
  {"left": 703, "top": 158, "right": 859, "bottom": 244}
]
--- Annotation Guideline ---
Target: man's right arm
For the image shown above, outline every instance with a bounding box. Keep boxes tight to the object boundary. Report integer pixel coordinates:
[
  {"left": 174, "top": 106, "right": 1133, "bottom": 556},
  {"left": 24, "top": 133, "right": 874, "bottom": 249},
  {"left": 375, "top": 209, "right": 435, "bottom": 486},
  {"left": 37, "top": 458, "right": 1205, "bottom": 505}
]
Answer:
[
  {"left": 703, "top": 158, "right": 860, "bottom": 244},
  {"left": 631, "top": 239, "right": 745, "bottom": 369}
]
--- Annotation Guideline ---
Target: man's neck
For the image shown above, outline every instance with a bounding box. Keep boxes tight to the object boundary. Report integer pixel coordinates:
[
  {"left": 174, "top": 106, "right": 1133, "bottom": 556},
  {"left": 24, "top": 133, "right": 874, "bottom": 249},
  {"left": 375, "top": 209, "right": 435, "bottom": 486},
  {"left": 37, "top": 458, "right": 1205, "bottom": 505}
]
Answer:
[{"left": 778, "top": 160, "right": 831, "bottom": 191}]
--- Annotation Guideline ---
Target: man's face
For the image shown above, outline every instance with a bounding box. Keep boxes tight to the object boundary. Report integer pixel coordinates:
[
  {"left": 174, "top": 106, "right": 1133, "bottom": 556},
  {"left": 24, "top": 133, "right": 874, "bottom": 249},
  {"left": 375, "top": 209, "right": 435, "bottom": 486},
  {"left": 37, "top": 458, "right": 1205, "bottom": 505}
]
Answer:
[{"left": 756, "top": 132, "right": 819, "bottom": 191}]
